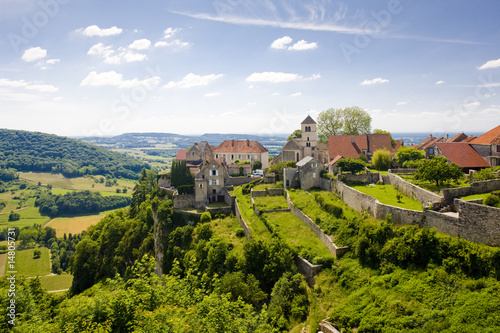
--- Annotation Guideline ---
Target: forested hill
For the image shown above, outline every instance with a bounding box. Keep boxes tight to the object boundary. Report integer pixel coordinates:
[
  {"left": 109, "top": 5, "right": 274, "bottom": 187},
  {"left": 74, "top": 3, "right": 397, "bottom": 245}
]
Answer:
[{"left": 0, "top": 129, "right": 148, "bottom": 179}]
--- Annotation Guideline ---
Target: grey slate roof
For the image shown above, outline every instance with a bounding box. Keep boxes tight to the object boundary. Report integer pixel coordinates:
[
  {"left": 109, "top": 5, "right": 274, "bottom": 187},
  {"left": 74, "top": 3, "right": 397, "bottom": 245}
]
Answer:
[{"left": 301, "top": 115, "right": 316, "bottom": 124}]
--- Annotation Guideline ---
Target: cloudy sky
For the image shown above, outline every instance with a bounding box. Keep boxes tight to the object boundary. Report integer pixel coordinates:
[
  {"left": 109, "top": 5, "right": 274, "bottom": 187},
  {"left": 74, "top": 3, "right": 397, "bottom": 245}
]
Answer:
[{"left": 1, "top": 0, "right": 500, "bottom": 137}]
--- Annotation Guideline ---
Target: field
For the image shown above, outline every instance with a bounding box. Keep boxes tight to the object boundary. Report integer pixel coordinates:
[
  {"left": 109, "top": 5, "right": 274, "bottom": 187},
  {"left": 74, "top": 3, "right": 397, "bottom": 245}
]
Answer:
[
  {"left": 211, "top": 216, "right": 247, "bottom": 255},
  {"left": 350, "top": 184, "right": 423, "bottom": 211},
  {"left": 0, "top": 206, "right": 50, "bottom": 229},
  {"left": 7, "top": 247, "right": 51, "bottom": 277},
  {"left": 112, "top": 148, "right": 173, "bottom": 173},
  {"left": 253, "top": 195, "right": 289, "bottom": 211},
  {"left": 19, "top": 172, "right": 135, "bottom": 196},
  {"left": 39, "top": 274, "right": 73, "bottom": 292},
  {"left": 45, "top": 209, "right": 118, "bottom": 236}
]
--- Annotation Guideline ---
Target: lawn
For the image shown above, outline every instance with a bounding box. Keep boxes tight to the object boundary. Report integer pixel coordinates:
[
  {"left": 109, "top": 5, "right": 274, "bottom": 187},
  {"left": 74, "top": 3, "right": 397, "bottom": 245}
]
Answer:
[
  {"left": 7, "top": 247, "right": 51, "bottom": 277},
  {"left": 252, "top": 181, "right": 284, "bottom": 191},
  {"left": 399, "top": 174, "right": 471, "bottom": 194},
  {"left": 253, "top": 195, "right": 289, "bottom": 211},
  {"left": 263, "top": 211, "right": 333, "bottom": 262},
  {"left": 39, "top": 274, "right": 73, "bottom": 292},
  {"left": 0, "top": 206, "right": 50, "bottom": 229},
  {"left": 45, "top": 209, "right": 117, "bottom": 236},
  {"left": 233, "top": 187, "right": 272, "bottom": 241},
  {"left": 461, "top": 193, "right": 489, "bottom": 201},
  {"left": 211, "top": 216, "right": 248, "bottom": 255},
  {"left": 350, "top": 184, "right": 423, "bottom": 211}
]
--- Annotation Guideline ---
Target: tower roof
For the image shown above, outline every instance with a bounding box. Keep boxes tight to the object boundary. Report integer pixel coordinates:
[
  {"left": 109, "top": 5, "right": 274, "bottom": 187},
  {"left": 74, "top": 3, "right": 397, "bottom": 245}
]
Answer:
[{"left": 301, "top": 115, "right": 316, "bottom": 124}]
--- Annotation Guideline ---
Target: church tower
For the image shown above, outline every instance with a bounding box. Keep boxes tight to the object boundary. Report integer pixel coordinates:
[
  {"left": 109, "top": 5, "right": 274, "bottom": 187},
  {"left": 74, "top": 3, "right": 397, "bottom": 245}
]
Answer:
[{"left": 300, "top": 115, "right": 317, "bottom": 157}]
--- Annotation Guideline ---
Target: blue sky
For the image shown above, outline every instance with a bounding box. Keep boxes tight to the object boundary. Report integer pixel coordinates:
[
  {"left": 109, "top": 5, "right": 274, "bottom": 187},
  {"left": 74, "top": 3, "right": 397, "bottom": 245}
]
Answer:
[{"left": 1, "top": 0, "right": 499, "bottom": 137}]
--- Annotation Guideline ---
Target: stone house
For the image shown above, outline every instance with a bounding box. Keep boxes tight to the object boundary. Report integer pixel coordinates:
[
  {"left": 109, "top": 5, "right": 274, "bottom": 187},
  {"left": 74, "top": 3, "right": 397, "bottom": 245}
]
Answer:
[
  {"left": 213, "top": 139, "right": 269, "bottom": 169},
  {"left": 175, "top": 141, "right": 215, "bottom": 175},
  {"left": 470, "top": 124, "right": 500, "bottom": 167},
  {"left": 328, "top": 133, "right": 396, "bottom": 161},
  {"left": 435, "top": 142, "right": 490, "bottom": 173},
  {"left": 194, "top": 159, "right": 227, "bottom": 208},
  {"left": 284, "top": 156, "right": 323, "bottom": 190},
  {"left": 274, "top": 115, "right": 329, "bottom": 164}
]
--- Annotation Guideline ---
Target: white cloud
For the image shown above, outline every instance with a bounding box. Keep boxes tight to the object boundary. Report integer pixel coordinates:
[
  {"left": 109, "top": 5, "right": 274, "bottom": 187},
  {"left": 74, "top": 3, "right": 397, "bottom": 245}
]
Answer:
[
  {"left": 271, "top": 36, "right": 317, "bottom": 51},
  {"left": 0, "top": 78, "right": 58, "bottom": 92},
  {"left": 478, "top": 58, "right": 500, "bottom": 70},
  {"left": 80, "top": 71, "right": 161, "bottom": 88},
  {"left": 46, "top": 59, "right": 60, "bottom": 65},
  {"left": 361, "top": 78, "right": 389, "bottom": 85},
  {"left": 76, "top": 25, "right": 123, "bottom": 37},
  {"left": 164, "top": 73, "right": 223, "bottom": 89},
  {"left": 290, "top": 92, "right": 302, "bottom": 97},
  {"left": 464, "top": 101, "right": 480, "bottom": 109},
  {"left": 246, "top": 72, "right": 301, "bottom": 83},
  {"left": 435, "top": 80, "right": 445, "bottom": 85},
  {"left": 204, "top": 92, "right": 221, "bottom": 97},
  {"left": 288, "top": 40, "right": 318, "bottom": 51},
  {"left": 129, "top": 39, "right": 151, "bottom": 50},
  {"left": 155, "top": 27, "right": 189, "bottom": 49},
  {"left": 271, "top": 36, "right": 292, "bottom": 50},
  {"left": 87, "top": 43, "right": 147, "bottom": 64},
  {"left": 22, "top": 47, "right": 46, "bottom": 62},
  {"left": 396, "top": 101, "right": 408, "bottom": 105}
]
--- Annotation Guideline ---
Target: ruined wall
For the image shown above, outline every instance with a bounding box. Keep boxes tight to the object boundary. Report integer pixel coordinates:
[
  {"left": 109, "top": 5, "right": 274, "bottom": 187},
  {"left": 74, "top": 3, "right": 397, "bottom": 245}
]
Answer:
[
  {"left": 388, "top": 172, "right": 443, "bottom": 208},
  {"left": 441, "top": 179, "right": 500, "bottom": 205},
  {"left": 234, "top": 200, "right": 251, "bottom": 240},
  {"left": 456, "top": 199, "right": 500, "bottom": 247},
  {"left": 250, "top": 190, "right": 266, "bottom": 198},
  {"left": 173, "top": 194, "right": 195, "bottom": 209},
  {"left": 320, "top": 177, "right": 332, "bottom": 191},
  {"left": 295, "top": 256, "right": 322, "bottom": 279}
]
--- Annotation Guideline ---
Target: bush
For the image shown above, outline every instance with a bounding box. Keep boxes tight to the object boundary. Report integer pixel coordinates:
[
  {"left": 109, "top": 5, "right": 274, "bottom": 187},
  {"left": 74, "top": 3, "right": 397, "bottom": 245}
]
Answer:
[
  {"left": 8, "top": 211, "right": 20, "bottom": 221},
  {"left": 484, "top": 194, "right": 500, "bottom": 207},
  {"left": 200, "top": 212, "right": 212, "bottom": 223},
  {"left": 177, "top": 185, "right": 194, "bottom": 194},
  {"left": 474, "top": 168, "right": 497, "bottom": 181},
  {"left": 33, "top": 249, "right": 41, "bottom": 259},
  {"left": 236, "top": 229, "right": 246, "bottom": 238},
  {"left": 321, "top": 202, "right": 343, "bottom": 218},
  {"left": 372, "top": 148, "right": 392, "bottom": 171}
]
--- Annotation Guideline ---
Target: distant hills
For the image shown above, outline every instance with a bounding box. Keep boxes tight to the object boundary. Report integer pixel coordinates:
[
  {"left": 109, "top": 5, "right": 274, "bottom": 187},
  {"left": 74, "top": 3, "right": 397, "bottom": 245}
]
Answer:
[{"left": 0, "top": 129, "right": 148, "bottom": 179}]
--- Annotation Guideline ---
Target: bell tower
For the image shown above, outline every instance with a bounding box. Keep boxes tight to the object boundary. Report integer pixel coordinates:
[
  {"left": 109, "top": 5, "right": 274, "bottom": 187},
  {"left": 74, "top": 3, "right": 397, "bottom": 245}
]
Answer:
[{"left": 300, "top": 115, "right": 317, "bottom": 157}]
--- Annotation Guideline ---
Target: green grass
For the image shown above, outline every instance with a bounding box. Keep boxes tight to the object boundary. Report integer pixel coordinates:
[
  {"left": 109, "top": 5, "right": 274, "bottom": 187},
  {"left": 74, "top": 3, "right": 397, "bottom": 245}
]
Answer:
[
  {"left": 39, "top": 274, "right": 73, "bottom": 292},
  {"left": 461, "top": 193, "right": 489, "bottom": 201},
  {"left": 308, "top": 189, "right": 362, "bottom": 221},
  {"left": 8, "top": 247, "right": 51, "bottom": 277},
  {"left": 400, "top": 174, "right": 471, "bottom": 193},
  {"left": 0, "top": 206, "right": 50, "bottom": 229},
  {"left": 206, "top": 202, "right": 231, "bottom": 208},
  {"left": 263, "top": 212, "right": 333, "bottom": 261},
  {"left": 211, "top": 216, "right": 247, "bottom": 255},
  {"left": 252, "top": 181, "right": 283, "bottom": 191},
  {"left": 233, "top": 187, "right": 272, "bottom": 241},
  {"left": 253, "top": 195, "right": 289, "bottom": 211},
  {"left": 350, "top": 184, "right": 423, "bottom": 211}
]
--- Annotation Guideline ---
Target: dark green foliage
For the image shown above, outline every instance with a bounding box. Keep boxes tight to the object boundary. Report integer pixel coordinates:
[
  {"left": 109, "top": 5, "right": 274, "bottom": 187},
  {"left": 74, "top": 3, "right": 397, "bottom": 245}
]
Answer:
[
  {"left": 0, "top": 167, "right": 18, "bottom": 180},
  {"left": 177, "top": 184, "right": 194, "bottom": 194},
  {"left": 236, "top": 229, "right": 246, "bottom": 238},
  {"left": 474, "top": 168, "right": 498, "bottom": 181},
  {"left": 33, "top": 249, "right": 41, "bottom": 258},
  {"left": 371, "top": 148, "right": 392, "bottom": 171},
  {"left": 414, "top": 156, "right": 463, "bottom": 186},
  {"left": 8, "top": 210, "right": 20, "bottom": 221},
  {"left": 396, "top": 146, "right": 425, "bottom": 165},
  {"left": 35, "top": 190, "right": 131, "bottom": 217},
  {"left": 0, "top": 129, "right": 148, "bottom": 179},
  {"left": 287, "top": 129, "right": 302, "bottom": 141},
  {"left": 215, "top": 272, "right": 267, "bottom": 305},
  {"left": 200, "top": 212, "right": 212, "bottom": 223},
  {"left": 320, "top": 201, "right": 343, "bottom": 218},
  {"left": 253, "top": 160, "right": 263, "bottom": 170},
  {"left": 170, "top": 159, "right": 193, "bottom": 188},
  {"left": 130, "top": 168, "right": 159, "bottom": 218},
  {"left": 337, "top": 158, "right": 366, "bottom": 174}
]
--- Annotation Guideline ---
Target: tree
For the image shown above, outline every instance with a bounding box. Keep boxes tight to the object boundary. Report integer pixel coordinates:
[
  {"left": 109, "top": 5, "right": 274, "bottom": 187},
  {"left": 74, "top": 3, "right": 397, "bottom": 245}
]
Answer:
[
  {"left": 336, "top": 158, "right": 366, "bottom": 174},
  {"left": 8, "top": 211, "right": 20, "bottom": 221},
  {"left": 171, "top": 160, "right": 193, "bottom": 188},
  {"left": 317, "top": 106, "right": 371, "bottom": 141},
  {"left": 287, "top": 129, "right": 302, "bottom": 141},
  {"left": 396, "top": 146, "right": 425, "bottom": 166},
  {"left": 33, "top": 249, "right": 41, "bottom": 259},
  {"left": 372, "top": 148, "right": 392, "bottom": 171},
  {"left": 414, "top": 157, "right": 463, "bottom": 186},
  {"left": 252, "top": 161, "right": 262, "bottom": 170},
  {"left": 373, "top": 129, "right": 397, "bottom": 148}
]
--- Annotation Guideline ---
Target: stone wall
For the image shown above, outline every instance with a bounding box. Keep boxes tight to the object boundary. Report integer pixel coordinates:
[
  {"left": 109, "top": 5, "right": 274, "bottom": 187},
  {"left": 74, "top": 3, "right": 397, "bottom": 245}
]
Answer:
[
  {"left": 441, "top": 179, "right": 500, "bottom": 205},
  {"left": 286, "top": 192, "right": 349, "bottom": 258},
  {"left": 250, "top": 189, "right": 266, "bottom": 198},
  {"left": 267, "top": 188, "right": 285, "bottom": 196},
  {"left": 336, "top": 181, "right": 378, "bottom": 215},
  {"left": 173, "top": 194, "right": 195, "bottom": 209},
  {"left": 388, "top": 172, "right": 442, "bottom": 208},
  {"left": 374, "top": 202, "right": 424, "bottom": 225},
  {"left": 234, "top": 200, "right": 251, "bottom": 240},
  {"left": 389, "top": 168, "right": 418, "bottom": 175},
  {"left": 320, "top": 177, "right": 332, "bottom": 191},
  {"left": 295, "top": 256, "right": 322, "bottom": 279},
  {"left": 227, "top": 176, "right": 255, "bottom": 187},
  {"left": 456, "top": 199, "right": 500, "bottom": 247},
  {"left": 341, "top": 172, "right": 380, "bottom": 184},
  {"left": 423, "top": 209, "right": 459, "bottom": 237},
  {"left": 319, "top": 321, "right": 341, "bottom": 333}
]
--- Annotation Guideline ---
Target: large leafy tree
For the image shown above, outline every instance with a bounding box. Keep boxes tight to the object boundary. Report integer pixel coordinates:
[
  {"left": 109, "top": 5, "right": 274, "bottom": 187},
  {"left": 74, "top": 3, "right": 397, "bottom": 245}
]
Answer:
[
  {"left": 414, "top": 156, "right": 463, "bottom": 186},
  {"left": 317, "top": 106, "right": 372, "bottom": 141},
  {"left": 337, "top": 158, "right": 366, "bottom": 174},
  {"left": 396, "top": 146, "right": 425, "bottom": 165},
  {"left": 287, "top": 129, "right": 302, "bottom": 141},
  {"left": 372, "top": 148, "right": 392, "bottom": 171}
]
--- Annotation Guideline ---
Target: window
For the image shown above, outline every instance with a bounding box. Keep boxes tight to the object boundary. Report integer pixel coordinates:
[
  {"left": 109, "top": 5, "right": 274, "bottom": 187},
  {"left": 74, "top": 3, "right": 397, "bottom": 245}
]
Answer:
[
  {"left": 231, "top": 155, "right": 234, "bottom": 160},
  {"left": 215, "top": 154, "right": 219, "bottom": 158},
  {"left": 312, "top": 172, "right": 316, "bottom": 178},
  {"left": 247, "top": 155, "right": 250, "bottom": 159},
  {"left": 497, "top": 145, "right": 500, "bottom": 153},
  {"left": 211, "top": 170, "right": 218, "bottom": 176},
  {"left": 199, "top": 184, "right": 203, "bottom": 188},
  {"left": 210, "top": 180, "right": 219, "bottom": 186}
]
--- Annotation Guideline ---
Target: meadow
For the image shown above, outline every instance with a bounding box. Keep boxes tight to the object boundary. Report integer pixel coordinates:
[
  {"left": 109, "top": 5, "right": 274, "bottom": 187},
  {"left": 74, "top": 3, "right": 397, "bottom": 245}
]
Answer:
[
  {"left": 8, "top": 247, "right": 51, "bottom": 277},
  {"left": 45, "top": 209, "right": 119, "bottom": 236}
]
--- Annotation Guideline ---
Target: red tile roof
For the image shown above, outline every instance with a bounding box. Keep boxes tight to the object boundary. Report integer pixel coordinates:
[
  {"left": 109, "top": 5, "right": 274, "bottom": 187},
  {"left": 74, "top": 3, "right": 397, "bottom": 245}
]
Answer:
[
  {"left": 175, "top": 149, "right": 188, "bottom": 160},
  {"left": 328, "top": 134, "right": 393, "bottom": 159},
  {"left": 436, "top": 143, "right": 490, "bottom": 168},
  {"left": 414, "top": 136, "right": 444, "bottom": 150},
  {"left": 462, "top": 136, "right": 476, "bottom": 143},
  {"left": 214, "top": 139, "right": 268, "bottom": 153},
  {"left": 471, "top": 125, "right": 500, "bottom": 144},
  {"left": 447, "top": 132, "right": 468, "bottom": 143}
]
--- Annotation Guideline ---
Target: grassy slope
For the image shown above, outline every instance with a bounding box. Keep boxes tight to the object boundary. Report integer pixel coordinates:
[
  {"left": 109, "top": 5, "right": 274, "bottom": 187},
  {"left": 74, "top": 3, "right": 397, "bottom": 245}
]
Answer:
[
  {"left": 211, "top": 216, "right": 247, "bottom": 256},
  {"left": 0, "top": 206, "right": 50, "bottom": 229},
  {"left": 233, "top": 187, "right": 272, "bottom": 241},
  {"left": 45, "top": 209, "right": 119, "bottom": 237},
  {"left": 253, "top": 195, "right": 289, "bottom": 211},
  {"left": 350, "top": 183, "right": 423, "bottom": 211},
  {"left": 8, "top": 247, "right": 51, "bottom": 277},
  {"left": 39, "top": 274, "right": 73, "bottom": 292}
]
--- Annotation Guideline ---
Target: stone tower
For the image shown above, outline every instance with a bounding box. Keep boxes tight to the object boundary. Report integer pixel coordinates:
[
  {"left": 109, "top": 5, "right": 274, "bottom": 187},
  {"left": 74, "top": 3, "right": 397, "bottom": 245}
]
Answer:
[{"left": 300, "top": 115, "right": 317, "bottom": 158}]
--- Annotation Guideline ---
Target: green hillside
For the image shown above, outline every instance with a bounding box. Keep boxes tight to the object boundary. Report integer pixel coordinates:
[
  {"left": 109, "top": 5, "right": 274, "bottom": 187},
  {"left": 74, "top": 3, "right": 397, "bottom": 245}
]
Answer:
[{"left": 0, "top": 129, "right": 148, "bottom": 179}]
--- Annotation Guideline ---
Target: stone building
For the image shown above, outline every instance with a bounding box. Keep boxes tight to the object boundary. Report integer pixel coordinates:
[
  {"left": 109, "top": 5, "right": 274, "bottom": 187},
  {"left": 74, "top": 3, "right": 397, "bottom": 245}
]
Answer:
[
  {"left": 274, "top": 115, "right": 329, "bottom": 164},
  {"left": 213, "top": 139, "right": 269, "bottom": 169},
  {"left": 470, "top": 124, "right": 500, "bottom": 167},
  {"left": 194, "top": 159, "right": 227, "bottom": 208},
  {"left": 284, "top": 156, "right": 323, "bottom": 190}
]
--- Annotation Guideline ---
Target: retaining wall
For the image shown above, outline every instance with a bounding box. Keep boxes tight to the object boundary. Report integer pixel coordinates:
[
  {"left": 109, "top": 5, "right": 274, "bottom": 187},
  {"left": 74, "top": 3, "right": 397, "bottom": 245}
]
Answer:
[
  {"left": 295, "top": 256, "right": 323, "bottom": 279},
  {"left": 388, "top": 172, "right": 443, "bottom": 208},
  {"left": 173, "top": 194, "right": 195, "bottom": 209},
  {"left": 456, "top": 199, "right": 500, "bottom": 247},
  {"left": 320, "top": 177, "right": 332, "bottom": 191},
  {"left": 442, "top": 179, "right": 500, "bottom": 205},
  {"left": 286, "top": 192, "right": 349, "bottom": 258},
  {"left": 250, "top": 190, "right": 267, "bottom": 198},
  {"left": 234, "top": 200, "right": 251, "bottom": 240},
  {"left": 267, "top": 188, "right": 285, "bottom": 196}
]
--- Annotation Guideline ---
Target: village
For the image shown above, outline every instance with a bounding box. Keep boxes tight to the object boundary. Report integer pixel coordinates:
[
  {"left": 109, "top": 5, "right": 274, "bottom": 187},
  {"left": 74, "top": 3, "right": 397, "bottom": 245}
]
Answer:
[{"left": 158, "top": 115, "right": 500, "bottom": 251}]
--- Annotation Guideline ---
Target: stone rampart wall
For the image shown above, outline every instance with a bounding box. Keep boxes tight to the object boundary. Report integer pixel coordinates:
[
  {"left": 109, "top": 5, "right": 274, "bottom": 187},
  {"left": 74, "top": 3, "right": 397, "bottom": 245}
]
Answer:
[
  {"left": 173, "top": 194, "right": 195, "bottom": 209},
  {"left": 388, "top": 173, "right": 442, "bottom": 208},
  {"left": 234, "top": 200, "right": 251, "bottom": 240},
  {"left": 456, "top": 199, "right": 500, "bottom": 247}
]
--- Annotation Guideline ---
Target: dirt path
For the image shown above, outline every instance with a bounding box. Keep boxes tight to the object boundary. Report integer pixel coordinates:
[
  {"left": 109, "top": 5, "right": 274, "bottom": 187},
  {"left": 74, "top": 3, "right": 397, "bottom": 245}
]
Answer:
[{"left": 0, "top": 253, "right": 6, "bottom": 277}]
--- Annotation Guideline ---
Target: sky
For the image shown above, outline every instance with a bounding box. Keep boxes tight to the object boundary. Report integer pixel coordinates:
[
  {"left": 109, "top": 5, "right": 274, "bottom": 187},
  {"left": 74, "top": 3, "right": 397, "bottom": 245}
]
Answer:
[{"left": 1, "top": 0, "right": 500, "bottom": 138}]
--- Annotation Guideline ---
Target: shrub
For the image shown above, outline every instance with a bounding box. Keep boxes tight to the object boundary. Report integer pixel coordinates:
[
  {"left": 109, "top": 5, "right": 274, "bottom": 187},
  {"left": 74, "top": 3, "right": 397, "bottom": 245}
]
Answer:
[
  {"left": 236, "top": 229, "right": 246, "bottom": 238},
  {"left": 484, "top": 194, "right": 500, "bottom": 207},
  {"left": 474, "top": 168, "right": 497, "bottom": 181},
  {"left": 33, "top": 249, "right": 41, "bottom": 259},
  {"left": 8, "top": 211, "right": 20, "bottom": 221},
  {"left": 321, "top": 202, "right": 343, "bottom": 218},
  {"left": 372, "top": 148, "right": 392, "bottom": 171},
  {"left": 200, "top": 212, "right": 212, "bottom": 223}
]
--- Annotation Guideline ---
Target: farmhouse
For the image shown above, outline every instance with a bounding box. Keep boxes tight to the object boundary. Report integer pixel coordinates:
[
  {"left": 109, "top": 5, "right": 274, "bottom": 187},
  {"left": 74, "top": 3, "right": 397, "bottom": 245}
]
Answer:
[
  {"left": 435, "top": 142, "right": 490, "bottom": 172},
  {"left": 213, "top": 139, "right": 269, "bottom": 169},
  {"left": 194, "top": 159, "right": 227, "bottom": 207},
  {"left": 470, "top": 124, "right": 500, "bottom": 167}
]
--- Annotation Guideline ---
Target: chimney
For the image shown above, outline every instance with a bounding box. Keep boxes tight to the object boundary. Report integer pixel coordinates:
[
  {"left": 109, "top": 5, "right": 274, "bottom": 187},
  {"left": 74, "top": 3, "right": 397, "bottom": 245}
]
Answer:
[
  {"left": 430, "top": 134, "right": 433, "bottom": 138},
  {"left": 446, "top": 134, "right": 449, "bottom": 140},
  {"left": 351, "top": 135, "right": 355, "bottom": 143},
  {"left": 246, "top": 139, "right": 250, "bottom": 146},
  {"left": 231, "top": 139, "right": 234, "bottom": 147}
]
